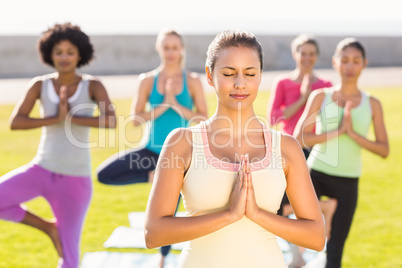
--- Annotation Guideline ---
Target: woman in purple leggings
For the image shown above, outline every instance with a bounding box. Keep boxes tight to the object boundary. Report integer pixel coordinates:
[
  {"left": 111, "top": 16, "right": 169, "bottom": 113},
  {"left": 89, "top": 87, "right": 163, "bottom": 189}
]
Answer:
[{"left": 0, "top": 23, "right": 116, "bottom": 268}]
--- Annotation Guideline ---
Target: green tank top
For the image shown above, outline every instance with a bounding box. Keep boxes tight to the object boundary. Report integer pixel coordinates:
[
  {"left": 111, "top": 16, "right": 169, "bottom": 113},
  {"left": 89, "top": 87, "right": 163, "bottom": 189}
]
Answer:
[{"left": 307, "top": 88, "right": 372, "bottom": 178}]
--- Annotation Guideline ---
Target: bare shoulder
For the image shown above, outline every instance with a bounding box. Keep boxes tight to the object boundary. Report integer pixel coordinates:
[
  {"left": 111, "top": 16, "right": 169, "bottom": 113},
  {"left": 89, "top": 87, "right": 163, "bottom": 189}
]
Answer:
[
  {"left": 369, "top": 95, "right": 382, "bottom": 109},
  {"left": 25, "top": 75, "right": 45, "bottom": 96},
  {"left": 164, "top": 127, "right": 193, "bottom": 153},
  {"left": 271, "top": 74, "right": 294, "bottom": 91},
  {"left": 162, "top": 127, "right": 194, "bottom": 170},
  {"left": 280, "top": 132, "right": 304, "bottom": 174},
  {"left": 308, "top": 88, "right": 327, "bottom": 106},
  {"left": 186, "top": 71, "right": 201, "bottom": 80},
  {"left": 30, "top": 75, "right": 44, "bottom": 89},
  {"left": 136, "top": 70, "right": 157, "bottom": 90},
  {"left": 85, "top": 75, "right": 104, "bottom": 87},
  {"left": 84, "top": 75, "right": 108, "bottom": 100},
  {"left": 139, "top": 70, "right": 158, "bottom": 82},
  {"left": 281, "top": 133, "right": 302, "bottom": 157},
  {"left": 367, "top": 95, "right": 384, "bottom": 119},
  {"left": 310, "top": 88, "right": 326, "bottom": 99},
  {"left": 186, "top": 71, "right": 202, "bottom": 85}
]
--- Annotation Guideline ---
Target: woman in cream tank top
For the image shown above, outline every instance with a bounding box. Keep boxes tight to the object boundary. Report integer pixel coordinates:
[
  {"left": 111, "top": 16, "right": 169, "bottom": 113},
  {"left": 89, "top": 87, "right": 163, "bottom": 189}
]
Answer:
[
  {"left": 145, "top": 30, "right": 326, "bottom": 267},
  {"left": 178, "top": 122, "right": 287, "bottom": 267}
]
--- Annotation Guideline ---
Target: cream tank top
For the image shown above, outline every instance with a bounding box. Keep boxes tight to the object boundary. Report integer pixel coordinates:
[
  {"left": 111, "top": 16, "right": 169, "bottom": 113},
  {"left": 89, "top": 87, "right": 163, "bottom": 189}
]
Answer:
[
  {"left": 179, "top": 122, "right": 288, "bottom": 268},
  {"left": 32, "top": 74, "right": 96, "bottom": 177}
]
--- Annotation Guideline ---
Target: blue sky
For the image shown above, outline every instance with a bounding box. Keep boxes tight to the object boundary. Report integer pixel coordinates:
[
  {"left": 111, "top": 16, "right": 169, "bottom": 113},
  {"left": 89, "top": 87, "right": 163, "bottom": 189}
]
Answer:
[{"left": 1, "top": 0, "right": 401, "bottom": 35}]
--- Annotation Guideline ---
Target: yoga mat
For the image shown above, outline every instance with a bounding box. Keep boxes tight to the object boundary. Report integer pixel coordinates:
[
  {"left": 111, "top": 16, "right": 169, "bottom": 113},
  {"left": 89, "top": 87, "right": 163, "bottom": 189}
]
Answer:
[
  {"left": 81, "top": 251, "right": 325, "bottom": 268},
  {"left": 103, "top": 226, "right": 188, "bottom": 250},
  {"left": 81, "top": 251, "right": 179, "bottom": 268},
  {"left": 100, "top": 211, "right": 325, "bottom": 267}
]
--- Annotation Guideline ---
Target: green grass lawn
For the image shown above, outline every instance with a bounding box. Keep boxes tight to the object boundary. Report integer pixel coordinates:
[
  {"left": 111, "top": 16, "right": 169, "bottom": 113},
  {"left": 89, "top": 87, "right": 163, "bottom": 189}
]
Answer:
[{"left": 0, "top": 88, "right": 401, "bottom": 267}]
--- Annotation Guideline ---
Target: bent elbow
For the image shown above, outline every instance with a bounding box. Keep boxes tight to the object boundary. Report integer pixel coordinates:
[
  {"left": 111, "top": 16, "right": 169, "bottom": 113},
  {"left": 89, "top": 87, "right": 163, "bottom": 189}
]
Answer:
[
  {"left": 133, "top": 115, "right": 144, "bottom": 127},
  {"left": 307, "top": 233, "right": 326, "bottom": 252},
  {"left": 144, "top": 229, "right": 159, "bottom": 249},
  {"left": 9, "top": 119, "right": 20, "bottom": 130},
  {"left": 381, "top": 147, "right": 390, "bottom": 159},
  {"left": 314, "top": 236, "right": 326, "bottom": 252},
  {"left": 308, "top": 224, "right": 326, "bottom": 252}
]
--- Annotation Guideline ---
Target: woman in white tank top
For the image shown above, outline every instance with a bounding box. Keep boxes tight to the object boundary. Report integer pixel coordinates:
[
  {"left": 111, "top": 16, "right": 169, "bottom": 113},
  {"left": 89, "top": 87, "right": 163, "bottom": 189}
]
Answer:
[
  {"left": 0, "top": 23, "right": 115, "bottom": 268},
  {"left": 145, "top": 30, "right": 325, "bottom": 268}
]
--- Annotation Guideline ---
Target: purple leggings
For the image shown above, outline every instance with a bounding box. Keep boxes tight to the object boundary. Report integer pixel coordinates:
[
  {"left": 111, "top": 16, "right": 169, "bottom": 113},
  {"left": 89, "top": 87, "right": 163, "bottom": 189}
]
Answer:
[{"left": 0, "top": 164, "right": 92, "bottom": 268}]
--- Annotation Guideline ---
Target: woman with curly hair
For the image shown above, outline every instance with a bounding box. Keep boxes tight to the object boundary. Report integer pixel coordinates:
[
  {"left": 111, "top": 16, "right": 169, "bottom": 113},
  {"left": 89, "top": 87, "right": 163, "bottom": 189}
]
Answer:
[{"left": 0, "top": 22, "right": 116, "bottom": 268}]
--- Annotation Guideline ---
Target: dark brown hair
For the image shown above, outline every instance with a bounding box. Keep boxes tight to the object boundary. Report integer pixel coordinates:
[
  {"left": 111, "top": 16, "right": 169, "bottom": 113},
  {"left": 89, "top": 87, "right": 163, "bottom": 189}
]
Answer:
[
  {"left": 206, "top": 30, "right": 263, "bottom": 73},
  {"left": 334, "top": 37, "right": 366, "bottom": 59},
  {"left": 37, "top": 22, "right": 94, "bottom": 68}
]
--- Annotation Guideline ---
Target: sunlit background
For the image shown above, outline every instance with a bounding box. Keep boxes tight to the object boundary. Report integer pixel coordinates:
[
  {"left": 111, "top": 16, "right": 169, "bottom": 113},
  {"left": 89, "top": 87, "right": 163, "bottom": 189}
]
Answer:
[{"left": 1, "top": 0, "right": 402, "bottom": 36}]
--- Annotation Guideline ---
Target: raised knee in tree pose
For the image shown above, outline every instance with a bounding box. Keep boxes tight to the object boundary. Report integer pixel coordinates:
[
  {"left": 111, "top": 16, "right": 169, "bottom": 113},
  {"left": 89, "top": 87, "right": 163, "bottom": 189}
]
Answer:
[{"left": 0, "top": 22, "right": 116, "bottom": 268}]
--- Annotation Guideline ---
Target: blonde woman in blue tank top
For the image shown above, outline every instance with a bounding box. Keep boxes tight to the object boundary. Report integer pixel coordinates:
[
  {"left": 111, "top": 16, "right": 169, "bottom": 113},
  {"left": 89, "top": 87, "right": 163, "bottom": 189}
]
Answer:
[
  {"left": 96, "top": 29, "right": 207, "bottom": 267},
  {"left": 294, "top": 38, "right": 389, "bottom": 268},
  {"left": 145, "top": 30, "right": 326, "bottom": 268},
  {"left": 0, "top": 23, "right": 116, "bottom": 268}
]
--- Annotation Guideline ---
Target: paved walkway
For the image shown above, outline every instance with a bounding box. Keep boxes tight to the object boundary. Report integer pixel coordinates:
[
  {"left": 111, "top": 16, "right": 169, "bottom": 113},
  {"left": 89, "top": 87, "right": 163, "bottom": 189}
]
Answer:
[{"left": 1, "top": 67, "right": 401, "bottom": 104}]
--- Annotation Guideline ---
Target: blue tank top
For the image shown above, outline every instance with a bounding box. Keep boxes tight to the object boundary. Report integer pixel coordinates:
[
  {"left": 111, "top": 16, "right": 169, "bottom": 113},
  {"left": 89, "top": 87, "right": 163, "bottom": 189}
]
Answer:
[{"left": 145, "top": 72, "right": 193, "bottom": 154}]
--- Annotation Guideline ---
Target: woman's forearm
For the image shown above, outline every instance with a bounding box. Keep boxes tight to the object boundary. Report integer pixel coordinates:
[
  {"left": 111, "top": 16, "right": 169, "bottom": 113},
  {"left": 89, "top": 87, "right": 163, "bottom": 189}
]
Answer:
[
  {"left": 251, "top": 209, "right": 325, "bottom": 251},
  {"left": 133, "top": 105, "right": 169, "bottom": 126},
  {"left": 170, "top": 103, "right": 207, "bottom": 123},
  {"left": 145, "top": 209, "right": 235, "bottom": 249},
  {"left": 10, "top": 115, "right": 60, "bottom": 130},
  {"left": 349, "top": 131, "right": 389, "bottom": 158},
  {"left": 296, "top": 129, "right": 340, "bottom": 148},
  {"left": 282, "top": 95, "right": 308, "bottom": 119},
  {"left": 68, "top": 114, "right": 116, "bottom": 128}
]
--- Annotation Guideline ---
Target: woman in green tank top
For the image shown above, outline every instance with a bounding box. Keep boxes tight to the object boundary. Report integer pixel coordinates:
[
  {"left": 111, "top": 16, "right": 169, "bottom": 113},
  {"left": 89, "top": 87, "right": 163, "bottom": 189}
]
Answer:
[{"left": 294, "top": 38, "right": 389, "bottom": 268}]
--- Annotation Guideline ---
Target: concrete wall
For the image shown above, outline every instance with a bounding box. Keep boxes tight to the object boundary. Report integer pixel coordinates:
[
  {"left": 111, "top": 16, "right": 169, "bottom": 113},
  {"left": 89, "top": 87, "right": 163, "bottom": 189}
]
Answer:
[{"left": 1, "top": 34, "right": 402, "bottom": 78}]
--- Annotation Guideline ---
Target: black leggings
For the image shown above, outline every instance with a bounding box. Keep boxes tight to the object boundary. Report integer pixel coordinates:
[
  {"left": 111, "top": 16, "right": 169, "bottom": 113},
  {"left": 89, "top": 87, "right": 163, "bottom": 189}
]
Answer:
[
  {"left": 310, "top": 169, "right": 359, "bottom": 268},
  {"left": 97, "top": 147, "right": 159, "bottom": 185},
  {"left": 96, "top": 147, "right": 179, "bottom": 256}
]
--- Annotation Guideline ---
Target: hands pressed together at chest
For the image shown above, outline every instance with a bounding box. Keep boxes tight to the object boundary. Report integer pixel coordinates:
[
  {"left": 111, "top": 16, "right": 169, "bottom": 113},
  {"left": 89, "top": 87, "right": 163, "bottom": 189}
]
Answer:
[
  {"left": 228, "top": 154, "right": 261, "bottom": 223},
  {"left": 57, "top": 85, "right": 70, "bottom": 122},
  {"left": 338, "top": 101, "right": 356, "bottom": 138},
  {"left": 162, "top": 78, "right": 179, "bottom": 106}
]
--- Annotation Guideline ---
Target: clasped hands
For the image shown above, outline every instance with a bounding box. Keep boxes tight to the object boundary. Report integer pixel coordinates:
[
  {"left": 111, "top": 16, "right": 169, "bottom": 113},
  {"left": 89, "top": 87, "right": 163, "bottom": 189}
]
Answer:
[
  {"left": 339, "top": 101, "right": 355, "bottom": 137},
  {"left": 162, "top": 78, "right": 179, "bottom": 106},
  {"left": 58, "top": 85, "right": 71, "bottom": 122},
  {"left": 228, "top": 154, "right": 261, "bottom": 222}
]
